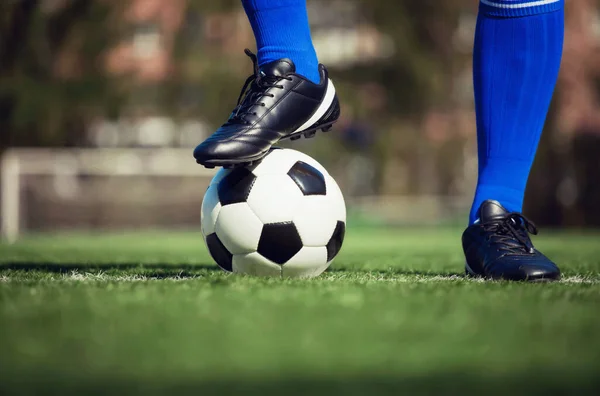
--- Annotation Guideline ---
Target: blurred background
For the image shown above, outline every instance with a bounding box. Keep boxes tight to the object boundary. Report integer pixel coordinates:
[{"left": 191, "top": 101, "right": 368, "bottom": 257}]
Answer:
[{"left": 1, "top": 0, "right": 600, "bottom": 241}]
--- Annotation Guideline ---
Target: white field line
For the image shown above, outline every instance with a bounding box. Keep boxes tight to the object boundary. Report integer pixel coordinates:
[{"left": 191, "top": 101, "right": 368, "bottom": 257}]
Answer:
[
  {"left": 557, "top": 275, "right": 600, "bottom": 284},
  {"left": 0, "top": 272, "right": 598, "bottom": 284},
  {"left": 67, "top": 272, "right": 154, "bottom": 282},
  {"left": 321, "top": 273, "right": 600, "bottom": 284},
  {"left": 0, "top": 271, "right": 195, "bottom": 283}
]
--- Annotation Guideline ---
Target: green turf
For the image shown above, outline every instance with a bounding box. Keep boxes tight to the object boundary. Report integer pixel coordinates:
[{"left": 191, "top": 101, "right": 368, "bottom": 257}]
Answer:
[{"left": 1, "top": 227, "right": 600, "bottom": 395}]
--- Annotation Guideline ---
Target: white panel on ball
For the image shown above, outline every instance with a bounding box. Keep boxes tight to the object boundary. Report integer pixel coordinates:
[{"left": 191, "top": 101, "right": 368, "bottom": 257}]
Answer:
[
  {"left": 282, "top": 246, "right": 329, "bottom": 278},
  {"left": 293, "top": 195, "right": 338, "bottom": 247},
  {"left": 233, "top": 252, "right": 282, "bottom": 277},
  {"left": 201, "top": 184, "right": 221, "bottom": 236},
  {"left": 247, "top": 174, "right": 304, "bottom": 224},
  {"left": 215, "top": 203, "right": 263, "bottom": 254},
  {"left": 251, "top": 149, "right": 297, "bottom": 176},
  {"left": 326, "top": 175, "right": 346, "bottom": 222}
]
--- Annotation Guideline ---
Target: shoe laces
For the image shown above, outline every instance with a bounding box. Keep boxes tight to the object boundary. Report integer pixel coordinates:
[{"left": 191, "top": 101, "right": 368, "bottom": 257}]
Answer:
[
  {"left": 482, "top": 213, "right": 539, "bottom": 255},
  {"left": 227, "top": 49, "right": 292, "bottom": 126}
]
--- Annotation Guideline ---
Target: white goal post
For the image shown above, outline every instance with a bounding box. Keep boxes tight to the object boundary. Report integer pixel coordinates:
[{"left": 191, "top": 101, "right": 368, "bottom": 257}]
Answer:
[{"left": 1, "top": 148, "right": 216, "bottom": 243}]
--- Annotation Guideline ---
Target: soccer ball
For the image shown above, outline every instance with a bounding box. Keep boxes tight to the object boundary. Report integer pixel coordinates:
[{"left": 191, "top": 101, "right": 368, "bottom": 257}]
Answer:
[{"left": 201, "top": 148, "right": 346, "bottom": 278}]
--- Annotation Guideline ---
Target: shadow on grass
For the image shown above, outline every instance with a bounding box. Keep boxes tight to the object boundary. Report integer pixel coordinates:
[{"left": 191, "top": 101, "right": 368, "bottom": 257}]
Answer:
[
  {"left": 0, "top": 371, "right": 598, "bottom": 396},
  {"left": 0, "top": 262, "right": 221, "bottom": 279}
]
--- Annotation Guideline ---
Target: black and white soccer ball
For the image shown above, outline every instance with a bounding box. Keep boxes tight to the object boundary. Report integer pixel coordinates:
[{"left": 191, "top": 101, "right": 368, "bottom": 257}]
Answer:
[{"left": 201, "top": 148, "right": 346, "bottom": 278}]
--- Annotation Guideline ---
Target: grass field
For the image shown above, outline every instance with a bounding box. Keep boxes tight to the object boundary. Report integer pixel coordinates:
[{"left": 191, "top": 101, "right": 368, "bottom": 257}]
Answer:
[{"left": 1, "top": 227, "right": 600, "bottom": 395}]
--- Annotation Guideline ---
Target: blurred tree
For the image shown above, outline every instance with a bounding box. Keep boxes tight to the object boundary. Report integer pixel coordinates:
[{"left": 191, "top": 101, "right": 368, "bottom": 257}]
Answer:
[
  {"left": 165, "top": 0, "right": 254, "bottom": 127},
  {"left": 2, "top": 0, "right": 597, "bottom": 226},
  {"left": 526, "top": 0, "right": 600, "bottom": 226},
  {"left": 0, "top": 0, "right": 122, "bottom": 150},
  {"left": 339, "top": 0, "right": 469, "bottom": 195}
]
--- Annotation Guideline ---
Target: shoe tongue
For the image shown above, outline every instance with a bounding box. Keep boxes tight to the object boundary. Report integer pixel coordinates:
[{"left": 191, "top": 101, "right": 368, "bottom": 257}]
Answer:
[
  {"left": 259, "top": 59, "right": 296, "bottom": 78},
  {"left": 477, "top": 200, "right": 509, "bottom": 223}
]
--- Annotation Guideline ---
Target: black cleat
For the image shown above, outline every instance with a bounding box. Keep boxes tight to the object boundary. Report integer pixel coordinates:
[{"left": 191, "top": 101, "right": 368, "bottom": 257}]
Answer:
[
  {"left": 462, "top": 200, "right": 561, "bottom": 282},
  {"left": 194, "top": 49, "right": 340, "bottom": 168}
]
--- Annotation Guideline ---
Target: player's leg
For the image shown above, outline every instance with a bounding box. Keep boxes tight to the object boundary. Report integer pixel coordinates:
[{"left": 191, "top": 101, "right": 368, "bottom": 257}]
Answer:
[
  {"left": 194, "top": 0, "right": 339, "bottom": 168},
  {"left": 462, "top": 0, "right": 564, "bottom": 281}
]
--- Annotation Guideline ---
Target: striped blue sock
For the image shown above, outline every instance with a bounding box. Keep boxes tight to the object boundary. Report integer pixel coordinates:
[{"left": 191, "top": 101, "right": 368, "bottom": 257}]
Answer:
[
  {"left": 470, "top": 0, "right": 564, "bottom": 224},
  {"left": 241, "top": 0, "right": 320, "bottom": 84}
]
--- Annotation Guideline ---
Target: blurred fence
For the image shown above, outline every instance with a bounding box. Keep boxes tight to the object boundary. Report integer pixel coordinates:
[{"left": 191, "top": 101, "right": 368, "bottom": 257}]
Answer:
[{"left": 1, "top": 147, "right": 474, "bottom": 241}]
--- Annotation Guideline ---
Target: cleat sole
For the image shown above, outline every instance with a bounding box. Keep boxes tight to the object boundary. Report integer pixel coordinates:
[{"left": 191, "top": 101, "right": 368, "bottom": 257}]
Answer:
[{"left": 196, "top": 120, "right": 338, "bottom": 169}]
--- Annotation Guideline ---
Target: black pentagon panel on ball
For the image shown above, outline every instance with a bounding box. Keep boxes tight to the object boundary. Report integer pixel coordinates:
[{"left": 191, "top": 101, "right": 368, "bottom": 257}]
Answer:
[
  {"left": 287, "top": 161, "right": 327, "bottom": 196},
  {"left": 217, "top": 167, "right": 257, "bottom": 206},
  {"left": 326, "top": 221, "right": 346, "bottom": 262},
  {"left": 206, "top": 233, "right": 233, "bottom": 272},
  {"left": 257, "top": 222, "right": 303, "bottom": 265}
]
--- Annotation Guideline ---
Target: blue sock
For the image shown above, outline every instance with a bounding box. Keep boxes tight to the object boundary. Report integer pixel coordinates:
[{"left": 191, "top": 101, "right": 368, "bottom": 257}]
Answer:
[
  {"left": 470, "top": 0, "right": 564, "bottom": 224},
  {"left": 241, "top": 0, "right": 320, "bottom": 84}
]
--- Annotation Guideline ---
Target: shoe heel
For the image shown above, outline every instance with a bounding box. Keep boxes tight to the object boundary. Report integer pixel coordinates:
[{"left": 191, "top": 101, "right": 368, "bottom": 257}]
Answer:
[
  {"left": 284, "top": 95, "right": 341, "bottom": 143},
  {"left": 317, "top": 94, "right": 340, "bottom": 128}
]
